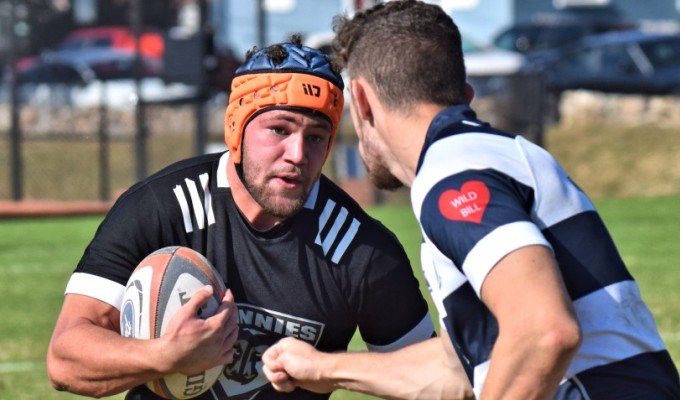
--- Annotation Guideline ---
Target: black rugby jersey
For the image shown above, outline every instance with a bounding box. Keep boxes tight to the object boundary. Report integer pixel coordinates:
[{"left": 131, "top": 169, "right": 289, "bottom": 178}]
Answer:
[{"left": 66, "top": 151, "right": 434, "bottom": 399}]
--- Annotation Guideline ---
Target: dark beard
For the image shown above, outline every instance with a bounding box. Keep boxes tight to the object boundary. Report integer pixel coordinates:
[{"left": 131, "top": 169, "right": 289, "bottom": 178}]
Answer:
[
  {"left": 242, "top": 164, "right": 306, "bottom": 219},
  {"left": 366, "top": 162, "right": 403, "bottom": 191}
]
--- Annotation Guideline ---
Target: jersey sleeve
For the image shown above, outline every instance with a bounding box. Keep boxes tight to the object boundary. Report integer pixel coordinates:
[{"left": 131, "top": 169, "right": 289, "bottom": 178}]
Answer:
[
  {"left": 420, "top": 168, "right": 551, "bottom": 296},
  {"left": 66, "top": 182, "right": 182, "bottom": 308},
  {"left": 354, "top": 225, "right": 435, "bottom": 351}
]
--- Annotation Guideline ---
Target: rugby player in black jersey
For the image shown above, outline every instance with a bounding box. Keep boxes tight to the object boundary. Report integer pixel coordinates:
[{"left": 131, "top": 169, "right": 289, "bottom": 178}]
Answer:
[{"left": 46, "top": 35, "right": 435, "bottom": 400}]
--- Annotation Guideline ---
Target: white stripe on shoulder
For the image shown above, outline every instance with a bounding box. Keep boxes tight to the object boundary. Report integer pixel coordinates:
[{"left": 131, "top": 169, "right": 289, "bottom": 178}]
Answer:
[
  {"left": 464, "top": 221, "right": 552, "bottom": 297},
  {"left": 217, "top": 152, "right": 230, "bottom": 188},
  {"left": 331, "top": 218, "right": 360, "bottom": 263},
  {"left": 314, "top": 198, "right": 361, "bottom": 264},
  {"left": 173, "top": 185, "right": 194, "bottom": 233},
  {"left": 365, "top": 313, "right": 435, "bottom": 352},
  {"left": 65, "top": 272, "right": 126, "bottom": 310},
  {"left": 411, "top": 134, "right": 594, "bottom": 227},
  {"left": 412, "top": 133, "right": 534, "bottom": 220},
  {"left": 513, "top": 136, "right": 594, "bottom": 227}
]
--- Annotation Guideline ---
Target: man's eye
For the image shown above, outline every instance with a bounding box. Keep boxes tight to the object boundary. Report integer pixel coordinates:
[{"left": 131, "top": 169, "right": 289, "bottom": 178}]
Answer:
[{"left": 271, "top": 127, "right": 288, "bottom": 135}]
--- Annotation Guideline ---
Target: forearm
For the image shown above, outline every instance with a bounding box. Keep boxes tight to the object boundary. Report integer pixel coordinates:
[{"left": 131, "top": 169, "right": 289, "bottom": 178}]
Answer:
[
  {"left": 480, "top": 329, "right": 579, "bottom": 399},
  {"left": 319, "top": 338, "right": 473, "bottom": 400},
  {"left": 47, "top": 321, "right": 168, "bottom": 397},
  {"left": 480, "top": 245, "right": 582, "bottom": 399}
]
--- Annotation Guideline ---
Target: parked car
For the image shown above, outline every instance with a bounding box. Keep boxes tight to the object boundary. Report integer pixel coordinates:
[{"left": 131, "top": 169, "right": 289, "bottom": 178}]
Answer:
[
  {"left": 462, "top": 36, "right": 525, "bottom": 97},
  {"left": 17, "top": 26, "right": 164, "bottom": 83},
  {"left": 493, "top": 16, "right": 636, "bottom": 56},
  {"left": 526, "top": 30, "right": 680, "bottom": 95},
  {"left": 520, "top": 30, "right": 680, "bottom": 122},
  {"left": 463, "top": 36, "right": 524, "bottom": 77}
]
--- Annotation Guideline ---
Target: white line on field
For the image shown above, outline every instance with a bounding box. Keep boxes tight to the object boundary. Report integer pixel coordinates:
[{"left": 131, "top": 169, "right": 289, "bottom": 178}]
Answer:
[{"left": 0, "top": 361, "right": 42, "bottom": 374}]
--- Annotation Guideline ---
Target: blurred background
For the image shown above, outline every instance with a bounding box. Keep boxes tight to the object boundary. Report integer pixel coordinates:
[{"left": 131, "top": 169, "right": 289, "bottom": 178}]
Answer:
[
  {"left": 1, "top": 2, "right": 680, "bottom": 399},
  {"left": 1, "top": 0, "right": 680, "bottom": 209}
]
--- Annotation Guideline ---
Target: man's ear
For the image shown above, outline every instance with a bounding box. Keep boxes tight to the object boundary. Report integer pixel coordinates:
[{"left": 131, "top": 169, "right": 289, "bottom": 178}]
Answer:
[
  {"left": 464, "top": 82, "right": 475, "bottom": 105},
  {"left": 350, "top": 79, "right": 374, "bottom": 124}
]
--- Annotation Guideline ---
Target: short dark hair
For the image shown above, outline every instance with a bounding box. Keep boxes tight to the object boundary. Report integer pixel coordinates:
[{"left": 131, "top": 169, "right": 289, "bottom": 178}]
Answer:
[{"left": 332, "top": 0, "right": 467, "bottom": 112}]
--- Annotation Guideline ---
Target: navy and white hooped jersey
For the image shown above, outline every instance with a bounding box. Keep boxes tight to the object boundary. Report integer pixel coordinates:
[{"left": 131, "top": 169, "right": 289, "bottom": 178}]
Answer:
[
  {"left": 412, "top": 105, "right": 680, "bottom": 399},
  {"left": 65, "top": 151, "right": 434, "bottom": 400}
]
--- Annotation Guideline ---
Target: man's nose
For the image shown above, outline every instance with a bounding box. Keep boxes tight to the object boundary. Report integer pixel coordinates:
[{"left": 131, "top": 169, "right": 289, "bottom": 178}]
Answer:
[{"left": 283, "top": 133, "right": 306, "bottom": 164}]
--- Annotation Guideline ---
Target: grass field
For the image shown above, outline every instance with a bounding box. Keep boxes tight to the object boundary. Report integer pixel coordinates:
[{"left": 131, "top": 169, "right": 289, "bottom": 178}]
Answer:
[{"left": 1, "top": 199, "right": 679, "bottom": 399}]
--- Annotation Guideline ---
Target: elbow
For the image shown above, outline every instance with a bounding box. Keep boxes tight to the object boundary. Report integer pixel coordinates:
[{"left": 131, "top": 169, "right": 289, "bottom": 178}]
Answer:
[
  {"left": 542, "top": 319, "right": 582, "bottom": 362},
  {"left": 46, "top": 351, "right": 110, "bottom": 398},
  {"left": 46, "top": 348, "right": 69, "bottom": 393},
  {"left": 47, "top": 360, "right": 75, "bottom": 395},
  {"left": 46, "top": 351, "right": 83, "bottom": 396}
]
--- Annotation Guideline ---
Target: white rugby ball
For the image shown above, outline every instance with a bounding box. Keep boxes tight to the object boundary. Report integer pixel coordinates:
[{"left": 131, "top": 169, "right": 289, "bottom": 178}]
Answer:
[{"left": 120, "top": 246, "right": 227, "bottom": 399}]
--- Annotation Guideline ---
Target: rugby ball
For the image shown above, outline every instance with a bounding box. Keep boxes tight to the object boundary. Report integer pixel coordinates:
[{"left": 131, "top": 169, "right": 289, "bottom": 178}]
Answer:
[{"left": 120, "top": 246, "right": 227, "bottom": 399}]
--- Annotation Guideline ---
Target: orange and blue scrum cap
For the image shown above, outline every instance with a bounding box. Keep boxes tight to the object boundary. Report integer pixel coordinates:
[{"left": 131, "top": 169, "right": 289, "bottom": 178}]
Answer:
[{"left": 224, "top": 42, "right": 345, "bottom": 164}]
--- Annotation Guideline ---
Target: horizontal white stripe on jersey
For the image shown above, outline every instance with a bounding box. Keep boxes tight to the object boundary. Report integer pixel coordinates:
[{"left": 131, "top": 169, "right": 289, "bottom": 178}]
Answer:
[
  {"left": 411, "top": 133, "right": 594, "bottom": 229},
  {"left": 566, "top": 280, "right": 666, "bottom": 376},
  {"left": 470, "top": 280, "right": 666, "bottom": 394},
  {"left": 365, "top": 313, "right": 435, "bottom": 352},
  {"left": 412, "top": 133, "right": 533, "bottom": 221},
  {"left": 64, "top": 272, "right": 126, "bottom": 310},
  {"left": 463, "top": 221, "right": 552, "bottom": 297}
]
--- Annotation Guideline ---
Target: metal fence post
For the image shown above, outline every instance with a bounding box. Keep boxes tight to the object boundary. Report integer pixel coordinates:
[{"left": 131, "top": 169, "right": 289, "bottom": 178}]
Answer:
[
  {"left": 8, "top": 0, "right": 23, "bottom": 201},
  {"left": 98, "top": 82, "right": 110, "bottom": 201},
  {"left": 131, "top": 0, "right": 148, "bottom": 181}
]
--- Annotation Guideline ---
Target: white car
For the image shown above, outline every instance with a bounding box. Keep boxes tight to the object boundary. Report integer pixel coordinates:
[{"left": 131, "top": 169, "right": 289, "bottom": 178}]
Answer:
[{"left": 463, "top": 37, "right": 525, "bottom": 77}]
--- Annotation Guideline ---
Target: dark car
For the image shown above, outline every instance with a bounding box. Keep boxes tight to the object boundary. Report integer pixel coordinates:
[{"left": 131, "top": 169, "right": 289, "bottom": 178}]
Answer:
[
  {"left": 493, "top": 16, "right": 635, "bottom": 55},
  {"left": 517, "top": 29, "right": 680, "bottom": 124},
  {"left": 527, "top": 30, "right": 680, "bottom": 95}
]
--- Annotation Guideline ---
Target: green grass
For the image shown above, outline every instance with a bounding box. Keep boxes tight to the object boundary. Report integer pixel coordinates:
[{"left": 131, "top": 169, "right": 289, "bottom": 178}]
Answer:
[{"left": 1, "top": 199, "right": 679, "bottom": 399}]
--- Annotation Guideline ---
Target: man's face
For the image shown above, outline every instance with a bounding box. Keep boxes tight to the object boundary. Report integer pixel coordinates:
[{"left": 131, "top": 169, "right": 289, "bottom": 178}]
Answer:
[
  {"left": 240, "top": 109, "right": 331, "bottom": 219},
  {"left": 348, "top": 87, "right": 403, "bottom": 191}
]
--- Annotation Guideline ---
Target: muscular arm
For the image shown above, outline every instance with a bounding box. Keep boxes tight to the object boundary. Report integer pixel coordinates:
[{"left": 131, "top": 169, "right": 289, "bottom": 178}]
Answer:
[
  {"left": 263, "top": 330, "right": 474, "bottom": 400},
  {"left": 46, "top": 288, "right": 238, "bottom": 398},
  {"left": 480, "top": 245, "right": 582, "bottom": 400}
]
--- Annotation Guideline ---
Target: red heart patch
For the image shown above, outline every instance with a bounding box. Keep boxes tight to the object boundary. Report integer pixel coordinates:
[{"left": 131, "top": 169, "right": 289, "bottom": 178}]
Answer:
[{"left": 438, "top": 180, "right": 490, "bottom": 224}]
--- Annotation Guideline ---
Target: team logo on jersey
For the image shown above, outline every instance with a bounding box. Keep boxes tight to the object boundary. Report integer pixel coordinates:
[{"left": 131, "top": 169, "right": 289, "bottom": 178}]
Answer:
[
  {"left": 210, "top": 304, "right": 325, "bottom": 399},
  {"left": 438, "top": 180, "right": 489, "bottom": 224}
]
